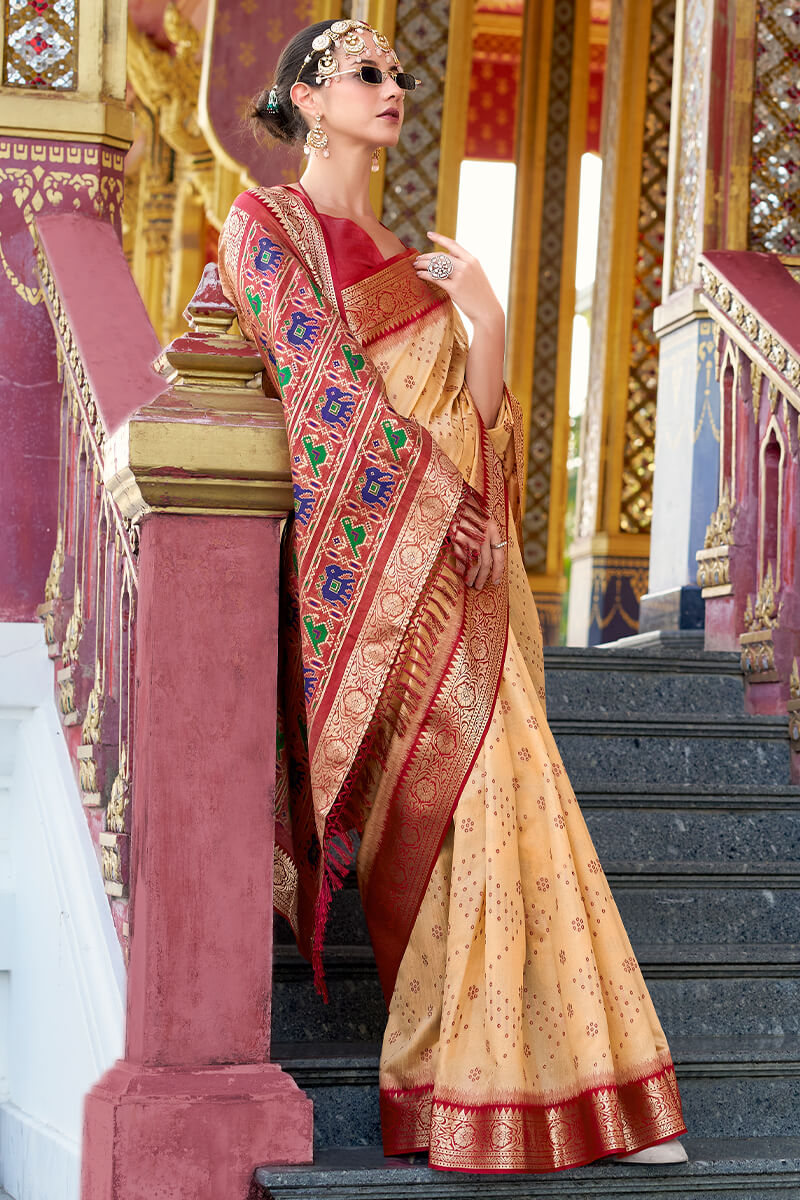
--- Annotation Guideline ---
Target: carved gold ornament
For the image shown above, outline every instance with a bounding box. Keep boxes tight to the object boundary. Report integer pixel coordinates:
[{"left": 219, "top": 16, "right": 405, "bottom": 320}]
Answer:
[
  {"left": 101, "top": 842, "right": 123, "bottom": 885},
  {"left": 696, "top": 482, "right": 734, "bottom": 591},
  {"left": 703, "top": 481, "right": 734, "bottom": 549},
  {"left": 789, "top": 660, "right": 800, "bottom": 752},
  {"left": 740, "top": 633, "right": 776, "bottom": 678},
  {"left": 58, "top": 670, "right": 76, "bottom": 718},
  {"left": 740, "top": 564, "right": 780, "bottom": 679},
  {"left": 44, "top": 524, "right": 65, "bottom": 602},
  {"left": 78, "top": 749, "right": 99, "bottom": 796},
  {"left": 126, "top": 5, "right": 207, "bottom": 159},
  {"left": 82, "top": 660, "right": 103, "bottom": 745},
  {"left": 744, "top": 563, "right": 780, "bottom": 632},
  {"left": 696, "top": 548, "right": 730, "bottom": 591},
  {"left": 62, "top": 585, "right": 83, "bottom": 665},
  {"left": 106, "top": 742, "right": 130, "bottom": 835},
  {"left": 701, "top": 263, "right": 799, "bottom": 417}
]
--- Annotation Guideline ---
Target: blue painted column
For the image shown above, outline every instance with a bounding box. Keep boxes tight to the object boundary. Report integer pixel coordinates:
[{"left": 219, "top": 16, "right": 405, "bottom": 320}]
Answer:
[{"left": 638, "top": 292, "right": 721, "bottom": 632}]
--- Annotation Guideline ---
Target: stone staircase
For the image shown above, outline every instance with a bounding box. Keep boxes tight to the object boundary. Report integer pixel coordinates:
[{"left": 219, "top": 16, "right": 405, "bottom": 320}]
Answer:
[{"left": 257, "top": 633, "right": 800, "bottom": 1198}]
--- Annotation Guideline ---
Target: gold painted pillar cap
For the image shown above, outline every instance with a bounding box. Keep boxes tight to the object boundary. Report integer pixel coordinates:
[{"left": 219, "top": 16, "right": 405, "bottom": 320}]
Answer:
[{"left": 104, "top": 266, "right": 291, "bottom": 520}]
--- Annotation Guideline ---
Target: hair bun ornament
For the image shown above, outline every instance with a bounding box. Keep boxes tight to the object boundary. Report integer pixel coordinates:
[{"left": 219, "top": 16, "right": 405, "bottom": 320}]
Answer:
[{"left": 266, "top": 87, "right": 279, "bottom": 112}]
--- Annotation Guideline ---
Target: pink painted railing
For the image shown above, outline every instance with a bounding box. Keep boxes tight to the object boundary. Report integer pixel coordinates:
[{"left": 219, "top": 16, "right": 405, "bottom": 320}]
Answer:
[
  {"left": 34, "top": 215, "right": 161, "bottom": 957},
  {"left": 697, "top": 251, "right": 800, "bottom": 774},
  {"left": 33, "top": 213, "right": 312, "bottom": 1199}
]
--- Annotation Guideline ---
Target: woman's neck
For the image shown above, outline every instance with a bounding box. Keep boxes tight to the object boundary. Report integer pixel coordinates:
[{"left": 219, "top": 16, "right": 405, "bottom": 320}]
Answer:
[{"left": 297, "top": 149, "right": 376, "bottom": 221}]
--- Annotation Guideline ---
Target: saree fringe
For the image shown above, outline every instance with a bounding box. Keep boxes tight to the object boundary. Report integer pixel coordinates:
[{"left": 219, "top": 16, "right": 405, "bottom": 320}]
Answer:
[{"left": 310, "top": 513, "right": 470, "bottom": 999}]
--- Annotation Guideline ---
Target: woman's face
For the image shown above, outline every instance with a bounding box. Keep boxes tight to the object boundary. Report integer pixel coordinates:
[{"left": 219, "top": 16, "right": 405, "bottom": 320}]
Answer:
[{"left": 306, "top": 43, "right": 408, "bottom": 150}]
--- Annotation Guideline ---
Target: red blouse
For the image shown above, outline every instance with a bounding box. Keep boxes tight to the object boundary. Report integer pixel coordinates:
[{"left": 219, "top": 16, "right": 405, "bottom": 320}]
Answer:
[{"left": 285, "top": 183, "right": 417, "bottom": 290}]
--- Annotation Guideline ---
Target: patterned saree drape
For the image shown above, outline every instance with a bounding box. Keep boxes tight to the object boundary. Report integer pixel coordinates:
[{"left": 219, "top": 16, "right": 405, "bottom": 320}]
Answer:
[
  {"left": 218, "top": 185, "right": 686, "bottom": 1173},
  {"left": 218, "top": 187, "right": 509, "bottom": 1001}
]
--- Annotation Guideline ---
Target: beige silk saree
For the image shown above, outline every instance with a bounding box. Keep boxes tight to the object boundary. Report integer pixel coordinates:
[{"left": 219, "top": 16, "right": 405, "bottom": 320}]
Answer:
[{"left": 217, "top": 184, "right": 686, "bottom": 1173}]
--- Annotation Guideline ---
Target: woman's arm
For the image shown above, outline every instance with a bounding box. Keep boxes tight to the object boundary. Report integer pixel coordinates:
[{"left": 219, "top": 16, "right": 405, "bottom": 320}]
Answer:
[
  {"left": 465, "top": 305, "right": 506, "bottom": 429},
  {"left": 413, "top": 231, "right": 506, "bottom": 428}
]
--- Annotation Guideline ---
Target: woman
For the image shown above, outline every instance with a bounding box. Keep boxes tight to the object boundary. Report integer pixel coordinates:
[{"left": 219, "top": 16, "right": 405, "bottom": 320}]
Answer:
[{"left": 217, "top": 16, "right": 688, "bottom": 1174}]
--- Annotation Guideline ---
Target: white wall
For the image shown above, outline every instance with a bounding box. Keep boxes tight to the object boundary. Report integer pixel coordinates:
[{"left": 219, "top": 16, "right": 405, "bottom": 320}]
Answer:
[{"left": 0, "top": 624, "right": 125, "bottom": 1200}]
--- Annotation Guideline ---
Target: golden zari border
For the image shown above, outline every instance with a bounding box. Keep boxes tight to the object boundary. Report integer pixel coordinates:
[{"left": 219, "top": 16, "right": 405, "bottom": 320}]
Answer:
[
  {"left": 381, "top": 1063, "right": 686, "bottom": 1173},
  {"left": 341, "top": 256, "right": 446, "bottom": 347}
]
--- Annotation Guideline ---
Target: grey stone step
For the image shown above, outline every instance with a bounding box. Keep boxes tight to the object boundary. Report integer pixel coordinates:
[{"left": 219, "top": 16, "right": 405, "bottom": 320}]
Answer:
[
  {"left": 256, "top": 1137, "right": 800, "bottom": 1198},
  {"left": 542, "top": 660, "right": 747, "bottom": 721},
  {"left": 555, "top": 630, "right": 714, "bottom": 656},
  {"left": 554, "top": 723, "right": 791, "bottom": 790},
  {"left": 577, "top": 787, "right": 800, "bottom": 810},
  {"left": 272, "top": 944, "right": 800, "bottom": 1043},
  {"left": 585, "top": 810, "right": 800, "bottom": 865},
  {"left": 275, "top": 869, "right": 800, "bottom": 950},
  {"left": 254, "top": 1138, "right": 800, "bottom": 1199},
  {"left": 544, "top": 635, "right": 731, "bottom": 663},
  {"left": 271, "top": 1037, "right": 800, "bottom": 1148},
  {"left": 611, "top": 877, "right": 800, "bottom": 947},
  {"left": 551, "top": 715, "right": 786, "bottom": 737}
]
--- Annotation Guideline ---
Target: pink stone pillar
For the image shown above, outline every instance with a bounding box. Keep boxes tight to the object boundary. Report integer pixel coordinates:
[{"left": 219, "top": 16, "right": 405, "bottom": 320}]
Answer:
[{"left": 81, "top": 513, "right": 312, "bottom": 1199}]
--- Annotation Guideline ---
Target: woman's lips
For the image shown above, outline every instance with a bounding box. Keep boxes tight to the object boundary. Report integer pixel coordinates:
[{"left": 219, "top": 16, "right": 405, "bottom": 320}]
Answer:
[{"left": 378, "top": 111, "right": 400, "bottom": 121}]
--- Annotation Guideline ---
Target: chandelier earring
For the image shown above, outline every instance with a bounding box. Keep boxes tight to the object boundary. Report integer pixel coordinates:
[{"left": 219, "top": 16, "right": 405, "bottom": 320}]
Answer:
[
  {"left": 371, "top": 147, "right": 381, "bottom": 173},
  {"left": 304, "top": 112, "right": 330, "bottom": 159}
]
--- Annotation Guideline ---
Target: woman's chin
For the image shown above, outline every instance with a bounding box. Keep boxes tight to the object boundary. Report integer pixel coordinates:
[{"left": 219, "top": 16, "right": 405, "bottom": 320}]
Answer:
[{"left": 373, "top": 130, "right": 402, "bottom": 150}]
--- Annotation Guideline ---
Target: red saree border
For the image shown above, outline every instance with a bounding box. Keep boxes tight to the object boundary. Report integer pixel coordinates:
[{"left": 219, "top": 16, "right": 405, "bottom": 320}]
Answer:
[
  {"left": 380, "top": 1063, "right": 687, "bottom": 1174},
  {"left": 359, "top": 420, "right": 510, "bottom": 1004},
  {"left": 218, "top": 190, "right": 472, "bottom": 998},
  {"left": 218, "top": 187, "right": 515, "bottom": 1003}
]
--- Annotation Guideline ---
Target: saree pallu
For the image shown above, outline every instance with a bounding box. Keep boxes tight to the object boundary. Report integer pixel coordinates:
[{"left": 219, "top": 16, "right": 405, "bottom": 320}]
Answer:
[{"left": 218, "top": 185, "right": 686, "bottom": 1173}]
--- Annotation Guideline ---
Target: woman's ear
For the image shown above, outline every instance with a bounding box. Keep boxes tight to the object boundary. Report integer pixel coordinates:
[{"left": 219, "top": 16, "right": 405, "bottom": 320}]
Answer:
[{"left": 289, "top": 81, "right": 315, "bottom": 125}]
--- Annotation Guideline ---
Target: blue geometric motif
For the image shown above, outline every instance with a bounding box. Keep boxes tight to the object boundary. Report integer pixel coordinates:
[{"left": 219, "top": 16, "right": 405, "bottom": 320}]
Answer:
[
  {"left": 286, "top": 311, "right": 320, "bottom": 349},
  {"left": 254, "top": 235, "right": 283, "bottom": 275},
  {"left": 319, "top": 386, "right": 355, "bottom": 428},
  {"left": 303, "top": 664, "right": 317, "bottom": 702},
  {"left": 320, "top": 564, "right": 356, "bottom": 607},
  {"left": 294, "top": 484, "right": 315, "bottom": 526},
  {"left": 361, "top": 467, "right": 395, "bottom": 508}
]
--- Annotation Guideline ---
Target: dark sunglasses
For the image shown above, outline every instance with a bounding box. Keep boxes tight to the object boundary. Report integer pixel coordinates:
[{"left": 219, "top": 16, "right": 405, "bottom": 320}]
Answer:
[{"left": 328, "top": 65, "right": 422, "bottom": 91}]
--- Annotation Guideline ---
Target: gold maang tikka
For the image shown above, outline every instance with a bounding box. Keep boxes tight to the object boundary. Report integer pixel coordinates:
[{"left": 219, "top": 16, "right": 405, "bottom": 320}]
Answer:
[{"left": 293, "top": 19, "right": 400, "bottom": 90}]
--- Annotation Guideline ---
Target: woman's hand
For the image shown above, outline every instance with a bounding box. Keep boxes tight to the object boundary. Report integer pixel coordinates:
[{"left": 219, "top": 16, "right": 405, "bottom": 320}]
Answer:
[
  {"left": 447, "top": 488, "right": 505, "bottom": 590},
  {"left": 413, "top": 232, "right": 503, "bottom": 329},
  {"left": 448, "top": 486, "right": 487, "bottom": 577},
  {"left": 465, "top": 517, "right": 505, "bottom": 591}
]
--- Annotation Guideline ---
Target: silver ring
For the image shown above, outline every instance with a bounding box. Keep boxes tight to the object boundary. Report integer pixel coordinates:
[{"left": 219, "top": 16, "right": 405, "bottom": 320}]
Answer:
[
  {"left": 490, "top": 541, "right": 507, "bottom": 549},
  {"left": 428, "top": 253, "right": 453, "bottom": 280}
]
